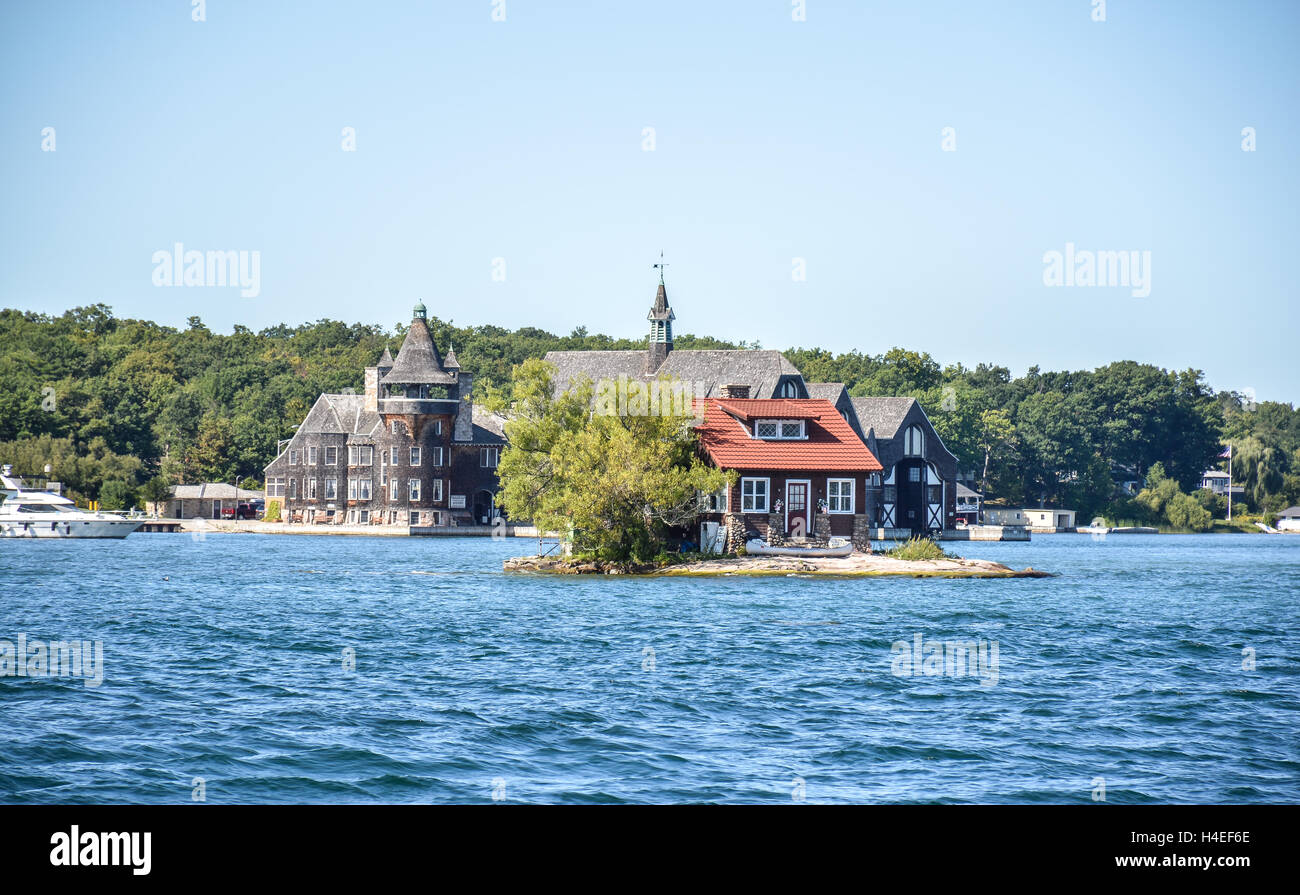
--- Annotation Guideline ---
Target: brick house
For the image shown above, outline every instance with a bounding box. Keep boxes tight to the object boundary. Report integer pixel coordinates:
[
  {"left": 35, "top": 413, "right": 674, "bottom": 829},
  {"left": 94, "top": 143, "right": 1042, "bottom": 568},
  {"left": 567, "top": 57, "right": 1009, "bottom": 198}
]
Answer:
[{"left": 262, "top": 302, "right": 506, "bottom": 526}]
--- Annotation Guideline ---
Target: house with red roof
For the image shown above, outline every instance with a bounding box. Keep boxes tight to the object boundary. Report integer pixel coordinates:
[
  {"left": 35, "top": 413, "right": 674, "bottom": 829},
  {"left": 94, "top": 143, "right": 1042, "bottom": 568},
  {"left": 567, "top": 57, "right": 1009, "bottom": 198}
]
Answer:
[{"left": 693, "top": 392, "right": 884, "bottom": 552}]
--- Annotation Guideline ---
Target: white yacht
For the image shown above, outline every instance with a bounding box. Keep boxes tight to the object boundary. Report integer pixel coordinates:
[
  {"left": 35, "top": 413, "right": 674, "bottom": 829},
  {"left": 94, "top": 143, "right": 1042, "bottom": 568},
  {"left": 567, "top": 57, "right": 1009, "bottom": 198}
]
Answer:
[{"left": 0, "top": 465, "right": 144, "bottom": 539}]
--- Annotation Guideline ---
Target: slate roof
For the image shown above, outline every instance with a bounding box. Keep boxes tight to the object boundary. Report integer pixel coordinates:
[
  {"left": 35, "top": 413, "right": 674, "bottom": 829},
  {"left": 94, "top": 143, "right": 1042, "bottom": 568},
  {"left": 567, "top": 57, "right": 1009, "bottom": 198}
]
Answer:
[
  {"left": 696, "top": 399, "right": 882, "bottom": 472},
  {"left": 849, "top": 397, "right": 918, "bottom": 441},
  {"left": 470, "top": 407, "right": 507, "bottom": 445},
  {"left": 298, "top": 394, "right": 382, "bottom": 436},
  {"left": 382, "top": 317, "right": 457, "bottom": 386},
  {"left": 545, "top": 348, "right": 801, "bottom": 399},
  {"left": 170, "top": 484, "right": 264, "bottom": 500},
  {"left": 805, "top": 382, "right": 847, "bottom": 403}
]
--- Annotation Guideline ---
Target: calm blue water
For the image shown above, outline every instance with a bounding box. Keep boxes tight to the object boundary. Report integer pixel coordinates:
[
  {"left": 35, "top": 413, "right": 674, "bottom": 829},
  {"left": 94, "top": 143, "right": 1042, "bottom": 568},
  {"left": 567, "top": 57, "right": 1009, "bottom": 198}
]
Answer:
[{"left": 1, "top": 533, "right": 1297, "bottom": 804}]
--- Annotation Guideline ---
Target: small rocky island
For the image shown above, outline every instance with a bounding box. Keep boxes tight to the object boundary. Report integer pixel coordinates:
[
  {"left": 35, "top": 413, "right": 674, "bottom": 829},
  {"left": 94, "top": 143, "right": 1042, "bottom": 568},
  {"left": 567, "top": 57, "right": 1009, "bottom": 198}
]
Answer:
[{"left": 504, "top": 551, "right": 1051, "bottom": 579}]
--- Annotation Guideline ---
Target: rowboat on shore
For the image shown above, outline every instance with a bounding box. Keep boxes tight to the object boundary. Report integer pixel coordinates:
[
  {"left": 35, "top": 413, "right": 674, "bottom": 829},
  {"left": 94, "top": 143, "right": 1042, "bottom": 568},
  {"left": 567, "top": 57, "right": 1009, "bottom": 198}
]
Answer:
[{"left": 744, "top": 537, "right": 854, "bottom": 558}]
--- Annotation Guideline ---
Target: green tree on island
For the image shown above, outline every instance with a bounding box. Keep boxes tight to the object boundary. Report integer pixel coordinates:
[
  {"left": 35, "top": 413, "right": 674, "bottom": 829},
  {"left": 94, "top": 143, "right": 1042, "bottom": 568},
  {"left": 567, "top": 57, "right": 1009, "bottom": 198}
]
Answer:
[{"left": 494, "top": 359, "right": 732, "bottom": 562}]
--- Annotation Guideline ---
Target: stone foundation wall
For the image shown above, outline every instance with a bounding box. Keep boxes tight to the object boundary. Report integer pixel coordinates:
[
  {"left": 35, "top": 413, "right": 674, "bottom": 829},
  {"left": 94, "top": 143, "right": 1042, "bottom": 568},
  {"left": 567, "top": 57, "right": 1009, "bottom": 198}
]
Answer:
[{"left": 852, "top": 514, "right": 873, "bottom": 553}]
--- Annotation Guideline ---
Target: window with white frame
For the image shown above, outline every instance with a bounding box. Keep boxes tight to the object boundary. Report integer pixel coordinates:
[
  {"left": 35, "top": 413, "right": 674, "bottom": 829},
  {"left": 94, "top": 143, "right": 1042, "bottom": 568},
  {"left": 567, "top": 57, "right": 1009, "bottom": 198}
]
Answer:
[
  {"left": 426, "top": 446, "right": 443, "bottom": 467},
  {"left": 698, "top": 487, "right": 728, "bottom": 512},
  {"left": 409, "top": 510, "right": 420, "bottom": 526},
  {"left": 308, "top": 478, "right": 318, "bottom": 500},
  {"left": 741, "top": 477, "right": 770, "bottom": 513},
  {"left": 409, "top": 479, "right": 420, "bottom": 502},
  {"left": 827, "top": 479, "right": 854, "bottom": 513},
  {"left": 325, "top": 446, "right": 338, "bottom": 465},
  {"left": 325, "top": 477, "right": 337, "bottom": 499},
  {"left": 289, "top": 449, "right": 301, "bottom": 465},
  {"left": 288, "top": 478, "right": 297, "bottom": 499},
  {"left": 358, "top": 478, "right": 371, "bottom": 500},
  {"left": 431, "top": 479, "right": 443, "bottom": 502},
  {"left": 433, "top": 421, "right": 442, "bottom": 435},
  {"left": 777, "top": 379, "right": 800, "bottom": 398},
  {"left": 410, "top": 446, "right": 420, "bottom": 466},
  {"left": 309, "top": 446, "right": 318, "bottom": 465},
  {"left": 347, "top": 445, "right": 373, "bottom": 466},
  {"left": 904, "top": 424, "right": 925, "bottom": 457},
  {"left": 390, "top": 478, "right": 399, "bottom": 500},
  {"left": 391, "top": 420, "right": 402, "bottom": 436},
  {"left": 480, "top": 447, "right": 498, "bottom": 468},
  {"left": 754, "top": 420, "right": 805, "bottom": 440}
]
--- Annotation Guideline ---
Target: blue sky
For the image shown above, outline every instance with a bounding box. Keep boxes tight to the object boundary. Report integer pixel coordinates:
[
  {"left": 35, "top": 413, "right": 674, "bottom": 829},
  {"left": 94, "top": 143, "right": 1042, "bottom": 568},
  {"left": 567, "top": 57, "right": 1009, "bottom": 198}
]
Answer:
[{"left": 2, "top": 1, "right": 1297, "bottom": 400}]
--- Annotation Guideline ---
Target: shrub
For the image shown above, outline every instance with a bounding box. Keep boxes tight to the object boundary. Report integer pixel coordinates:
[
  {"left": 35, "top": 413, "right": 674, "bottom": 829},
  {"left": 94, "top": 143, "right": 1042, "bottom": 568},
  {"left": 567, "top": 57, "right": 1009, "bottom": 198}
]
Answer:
[
  {"left": 263, "top": 499, "right": 282, "bottom": 522},
  {"left": 885, "top": 536, "right": 951, "bottom": 561}
]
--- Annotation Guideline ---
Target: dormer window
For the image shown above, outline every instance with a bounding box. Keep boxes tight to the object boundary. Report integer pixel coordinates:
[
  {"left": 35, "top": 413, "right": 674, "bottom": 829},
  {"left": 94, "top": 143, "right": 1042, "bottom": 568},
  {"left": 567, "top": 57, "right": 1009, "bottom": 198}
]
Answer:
[
  {"left": 754, "top": 419, "right": 806, "bottom": 440},
  {"left": 777, "top": 380, "right": 800, "bottom": 398}
]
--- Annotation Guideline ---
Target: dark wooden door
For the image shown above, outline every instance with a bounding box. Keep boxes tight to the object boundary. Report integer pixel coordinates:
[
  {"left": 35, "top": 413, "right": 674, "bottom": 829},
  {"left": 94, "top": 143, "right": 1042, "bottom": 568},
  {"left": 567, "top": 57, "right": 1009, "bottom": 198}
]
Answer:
[{"left": 786, "top": 481, "right": 809, "bottom": 538}]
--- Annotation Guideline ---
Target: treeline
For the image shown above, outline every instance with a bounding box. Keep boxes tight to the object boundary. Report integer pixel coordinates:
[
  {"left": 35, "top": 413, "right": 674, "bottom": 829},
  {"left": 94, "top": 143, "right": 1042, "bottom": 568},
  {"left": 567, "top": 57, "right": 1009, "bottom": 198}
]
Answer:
[
  {"left": 2, "top": 305, "right": 1297, "bottom": 523},
  {"left": 786, "top": 346, "right": 1300, "bottom": 524}
]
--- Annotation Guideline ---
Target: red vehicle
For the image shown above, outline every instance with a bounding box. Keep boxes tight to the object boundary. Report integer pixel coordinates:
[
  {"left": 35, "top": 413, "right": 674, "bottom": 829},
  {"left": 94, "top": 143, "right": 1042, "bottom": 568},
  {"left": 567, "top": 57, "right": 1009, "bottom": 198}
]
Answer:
[{"left": 221, "top": 503, "right": 258, "bottom": 520}]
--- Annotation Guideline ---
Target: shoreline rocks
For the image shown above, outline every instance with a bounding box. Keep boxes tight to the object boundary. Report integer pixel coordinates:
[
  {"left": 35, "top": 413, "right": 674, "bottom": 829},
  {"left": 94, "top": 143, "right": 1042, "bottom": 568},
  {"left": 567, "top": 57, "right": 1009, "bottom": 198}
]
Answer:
[{"left": 503, "top": 554, "right": 1053, "bottom": 579}]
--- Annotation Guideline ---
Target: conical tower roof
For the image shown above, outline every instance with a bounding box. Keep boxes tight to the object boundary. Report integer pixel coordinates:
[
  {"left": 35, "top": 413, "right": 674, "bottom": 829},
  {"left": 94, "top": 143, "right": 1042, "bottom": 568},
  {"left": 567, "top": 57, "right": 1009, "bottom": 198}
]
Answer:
[
  {"left": 381, "top": 312, "right": 457, "bottom": 386},
  {"left": 443, "top": 342, "right": 461, "bottom": 371}
]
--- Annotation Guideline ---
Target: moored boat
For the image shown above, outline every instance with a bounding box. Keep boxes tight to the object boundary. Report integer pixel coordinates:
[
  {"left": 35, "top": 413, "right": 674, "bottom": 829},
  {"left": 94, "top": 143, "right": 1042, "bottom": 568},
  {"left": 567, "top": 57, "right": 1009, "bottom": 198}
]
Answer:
[
  {"left": 0, "top": 465, "right": 144, "bottom": 539},
  {"left": 744, "top": 536, "right": 854, "bottom": 558}
]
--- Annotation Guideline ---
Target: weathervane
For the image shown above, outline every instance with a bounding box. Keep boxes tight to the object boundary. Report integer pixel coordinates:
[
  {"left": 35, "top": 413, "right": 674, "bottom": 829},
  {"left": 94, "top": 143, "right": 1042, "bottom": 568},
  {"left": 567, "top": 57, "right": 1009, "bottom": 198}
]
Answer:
[{"left": 653, "top": 250, "right": 669, "bottom": 285}]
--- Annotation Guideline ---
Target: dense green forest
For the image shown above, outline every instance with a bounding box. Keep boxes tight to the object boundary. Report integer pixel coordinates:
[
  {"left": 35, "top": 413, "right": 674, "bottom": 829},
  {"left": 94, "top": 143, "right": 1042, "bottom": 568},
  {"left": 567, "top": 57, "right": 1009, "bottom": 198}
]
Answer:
[{"left": 2, "top": 304, "right": 1298, "bottom": 525}]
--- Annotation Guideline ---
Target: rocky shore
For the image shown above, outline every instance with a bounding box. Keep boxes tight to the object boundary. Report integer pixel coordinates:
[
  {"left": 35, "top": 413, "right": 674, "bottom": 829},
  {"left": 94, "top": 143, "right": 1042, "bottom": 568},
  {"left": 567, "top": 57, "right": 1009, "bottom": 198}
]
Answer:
[{"left": 503, "top": 554, "right": 1052, "bottom": 578}]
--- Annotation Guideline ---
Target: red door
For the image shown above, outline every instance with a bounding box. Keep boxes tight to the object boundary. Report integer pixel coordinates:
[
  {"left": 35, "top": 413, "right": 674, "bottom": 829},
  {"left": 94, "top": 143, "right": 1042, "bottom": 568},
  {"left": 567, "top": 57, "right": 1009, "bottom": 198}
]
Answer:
[{"left": 786, "top": 481, "right": 809, "bottom": 538}]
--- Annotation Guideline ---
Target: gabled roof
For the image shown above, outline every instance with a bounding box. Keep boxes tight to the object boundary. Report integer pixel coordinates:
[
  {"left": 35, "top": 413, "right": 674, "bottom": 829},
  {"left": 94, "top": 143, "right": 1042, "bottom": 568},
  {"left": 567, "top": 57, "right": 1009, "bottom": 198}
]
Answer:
[
  {"left": 1276, "top": 506, "right": 1300, "bottom": 518},
  {"left": 696, "top": 399, "right": 882, "bottom": 472},
  {"left": 544, "top": 348, "right": 801, "bottom": 399},
  {"left": 298, "top": 393, "right": 382, "bottom": 436},
  {"left": 956, "top": 482, "right": 981, "bottom": 499},
  {"left": 849, "top": 396, "right": 918, "bottom": 440},
  {"left": 170, "top": 484, "right": 264, "bottom": 500},
  {"left": 382, "top": 317, "right": 457, "bottom": 386},
  {"left": 805, "top": 382, "right": 848, "bottom": 403}
]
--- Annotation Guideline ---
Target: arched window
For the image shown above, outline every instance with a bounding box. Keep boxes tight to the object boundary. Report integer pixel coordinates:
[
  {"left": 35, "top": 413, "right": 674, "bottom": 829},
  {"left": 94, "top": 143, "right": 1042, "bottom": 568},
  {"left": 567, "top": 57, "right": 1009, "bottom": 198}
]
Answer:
[
  {"left": 903, "top": 424, "right": 924, "bottom": 457},
  {"left": 777, "top": 380, "right": 799, "bottom": 398}
]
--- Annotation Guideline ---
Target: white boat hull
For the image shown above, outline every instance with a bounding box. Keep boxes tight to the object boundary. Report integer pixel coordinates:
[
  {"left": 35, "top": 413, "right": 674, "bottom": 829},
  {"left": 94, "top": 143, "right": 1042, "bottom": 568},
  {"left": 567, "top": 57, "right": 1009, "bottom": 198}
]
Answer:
[
  {"left": 0, "top": 518, "right": 144, "bottom": 539},
  {"left": 745, "top": 537, "right": 854, "bottom": 558}
]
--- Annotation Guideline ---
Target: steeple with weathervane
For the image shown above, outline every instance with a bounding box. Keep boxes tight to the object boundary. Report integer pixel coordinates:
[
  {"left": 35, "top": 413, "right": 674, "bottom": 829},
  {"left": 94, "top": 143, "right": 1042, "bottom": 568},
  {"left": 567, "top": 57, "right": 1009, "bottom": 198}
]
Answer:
[{"left": 645, "top": 251, "right": 676, "bottom": 373}]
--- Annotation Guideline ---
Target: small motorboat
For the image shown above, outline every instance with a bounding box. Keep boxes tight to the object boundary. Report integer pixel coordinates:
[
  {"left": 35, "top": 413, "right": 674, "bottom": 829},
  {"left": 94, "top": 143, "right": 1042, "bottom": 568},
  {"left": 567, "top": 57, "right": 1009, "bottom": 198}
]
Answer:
[
  {"left": 1077, "top": 525, "right": 1110, "bottom": 535},
  {"left": 1107, "top": 526, "right": 1159, "bottom": 534},
  {"left": 744, "top": 536, "right": 854, "bottom": 558}
]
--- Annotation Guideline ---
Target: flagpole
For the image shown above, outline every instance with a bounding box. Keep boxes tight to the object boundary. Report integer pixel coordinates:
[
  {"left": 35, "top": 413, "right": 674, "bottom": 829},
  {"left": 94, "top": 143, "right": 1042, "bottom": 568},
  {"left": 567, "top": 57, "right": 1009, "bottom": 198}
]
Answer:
[{"left": 1227, "top": 442, "right": 1233, "bottom": 521}]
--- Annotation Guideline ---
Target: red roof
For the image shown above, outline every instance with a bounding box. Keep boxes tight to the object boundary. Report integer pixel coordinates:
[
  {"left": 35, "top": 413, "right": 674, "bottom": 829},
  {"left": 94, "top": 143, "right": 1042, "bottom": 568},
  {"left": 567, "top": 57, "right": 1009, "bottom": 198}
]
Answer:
[
  {"left": 712, "top": 399, "right": 827, "bottom": 421},
  {"left": 695, "top": 399, "right": 883, "bottom": 472}
]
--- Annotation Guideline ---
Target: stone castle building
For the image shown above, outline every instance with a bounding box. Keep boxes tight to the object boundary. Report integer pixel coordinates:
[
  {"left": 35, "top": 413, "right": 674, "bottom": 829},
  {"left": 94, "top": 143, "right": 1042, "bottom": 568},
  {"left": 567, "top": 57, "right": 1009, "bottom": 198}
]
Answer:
[{"left": 263, "top": 302, "right": 506, "bottom": 526}]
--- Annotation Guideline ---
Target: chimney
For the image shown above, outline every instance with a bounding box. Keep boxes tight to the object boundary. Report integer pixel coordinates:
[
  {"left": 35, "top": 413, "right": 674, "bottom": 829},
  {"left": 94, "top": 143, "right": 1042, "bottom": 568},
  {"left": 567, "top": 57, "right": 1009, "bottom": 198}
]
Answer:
[
  {"left": 364, "top": 367, "right": 378, "bottom": 412},
  {"left": 454, "top": 372, "right": 474, "bottom": 441},
  {"left": 720, "top": 384, "right": 749, "bottom": 399}
]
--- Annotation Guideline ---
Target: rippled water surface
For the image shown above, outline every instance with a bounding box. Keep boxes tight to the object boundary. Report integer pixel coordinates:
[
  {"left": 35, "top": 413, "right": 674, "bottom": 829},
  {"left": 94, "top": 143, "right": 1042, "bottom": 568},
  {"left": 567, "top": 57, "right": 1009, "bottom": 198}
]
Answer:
[{"left": 2, "top": 532, "right": 1298, "bottom": 803}]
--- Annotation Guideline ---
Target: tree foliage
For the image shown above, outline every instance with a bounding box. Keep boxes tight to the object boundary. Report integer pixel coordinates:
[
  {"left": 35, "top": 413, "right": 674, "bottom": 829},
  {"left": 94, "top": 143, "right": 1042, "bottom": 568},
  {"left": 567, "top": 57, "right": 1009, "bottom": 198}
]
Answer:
[{"left": 496, "top": 360, "right": 731, "bottom": 561}]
